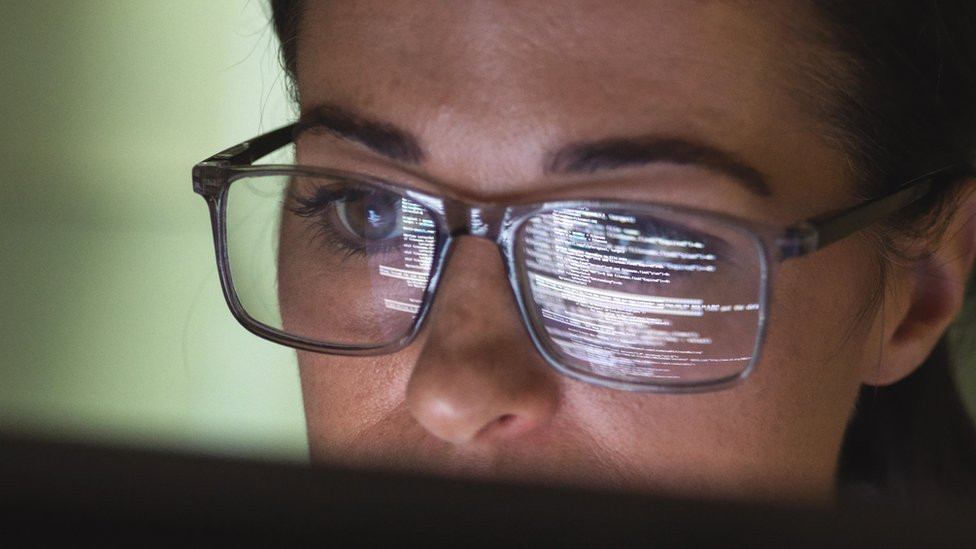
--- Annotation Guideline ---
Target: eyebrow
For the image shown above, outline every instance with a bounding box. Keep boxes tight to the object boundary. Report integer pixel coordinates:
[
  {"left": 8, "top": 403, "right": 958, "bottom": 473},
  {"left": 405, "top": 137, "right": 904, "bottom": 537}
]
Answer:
[
  {"left": 295, "top": 104, "right": 425, "bottom": 163},
  {"left": 296, "top": 103, "right": 770, "bottom": 196},
  {"left": 547, "top": 137, "right": 771, "bottom": 196}
]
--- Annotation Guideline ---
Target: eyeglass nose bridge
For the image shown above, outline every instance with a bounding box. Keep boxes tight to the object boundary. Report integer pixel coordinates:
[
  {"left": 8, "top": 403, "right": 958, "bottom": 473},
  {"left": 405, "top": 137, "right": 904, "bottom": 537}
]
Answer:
[
  {"left": 421, "top": 199, "right": 536, "bottom": 356},
  {"left": 442, "top": 200, "right": 512, "bottom": 242},
  {"left": 430, "top": 199, "right": 526, "bottom": 323}
]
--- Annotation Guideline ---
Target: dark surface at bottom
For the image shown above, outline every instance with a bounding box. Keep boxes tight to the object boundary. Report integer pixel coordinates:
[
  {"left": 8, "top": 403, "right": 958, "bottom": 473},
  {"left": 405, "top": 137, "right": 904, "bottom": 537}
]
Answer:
[{"left": 2, "top": 433, "right": 974, "bottom": 546}]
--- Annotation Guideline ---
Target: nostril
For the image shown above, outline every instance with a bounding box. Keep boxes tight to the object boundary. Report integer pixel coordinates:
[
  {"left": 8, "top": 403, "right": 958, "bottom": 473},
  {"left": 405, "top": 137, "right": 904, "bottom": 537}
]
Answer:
[
  {"left": 473, "top": 413, "right": 522, "bottom": 440},
  {"left": 496, "top": 414, "right": 516, "bottom": 426}
]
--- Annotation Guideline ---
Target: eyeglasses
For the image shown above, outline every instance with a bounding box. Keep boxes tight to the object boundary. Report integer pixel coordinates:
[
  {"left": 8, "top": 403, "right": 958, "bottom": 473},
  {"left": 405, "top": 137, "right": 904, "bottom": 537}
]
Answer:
[{"left": 193, "top": 124, "right": 953, "bottom": 393}]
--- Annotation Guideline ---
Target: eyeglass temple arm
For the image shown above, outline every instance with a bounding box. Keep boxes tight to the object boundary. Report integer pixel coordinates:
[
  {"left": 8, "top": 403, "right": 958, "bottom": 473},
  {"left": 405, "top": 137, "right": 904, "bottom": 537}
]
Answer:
[
  {"left": 199, "top": 123, "right": 297, "bottom": 166},
  {"left": 193, "top": 124, "right": 298, "bottom": 197},
  {"left": 775, "top": 166, "right": 957, "bottom": 260}
]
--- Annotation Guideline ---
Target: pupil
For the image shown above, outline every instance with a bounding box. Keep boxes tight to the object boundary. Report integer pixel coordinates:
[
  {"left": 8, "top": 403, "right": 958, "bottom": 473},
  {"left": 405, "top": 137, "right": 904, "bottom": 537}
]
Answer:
[{"left": 342, "top": 191, "right": 402, "bottom": 241}]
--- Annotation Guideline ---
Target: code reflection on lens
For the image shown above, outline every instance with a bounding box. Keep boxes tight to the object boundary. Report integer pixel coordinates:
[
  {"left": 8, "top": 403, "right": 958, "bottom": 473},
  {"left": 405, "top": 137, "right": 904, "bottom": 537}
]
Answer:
[
  {"left": 521, "top": 207, "right": 762, "bottom": 385},
  {"left": 230, "top": 175, "right": 442, "bottom": 347}
]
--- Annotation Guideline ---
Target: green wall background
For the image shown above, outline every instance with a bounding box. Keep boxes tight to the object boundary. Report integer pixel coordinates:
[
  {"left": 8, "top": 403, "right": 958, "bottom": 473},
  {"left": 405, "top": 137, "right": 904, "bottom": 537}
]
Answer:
[
  {"left": 1, "top": 1, "right": 973, "bottom": 464},
  {"left": 0, "top": 1, "right": 306, "bottom": 461}
]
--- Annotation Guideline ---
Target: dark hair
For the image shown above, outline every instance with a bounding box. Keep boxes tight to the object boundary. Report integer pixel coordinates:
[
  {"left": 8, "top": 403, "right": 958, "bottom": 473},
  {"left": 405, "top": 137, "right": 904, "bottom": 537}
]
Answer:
[
  {"left": 270, "top": 0, "right": 302, "bottom": 102},
  {"left": 801, "top": 1, "right": 976, "bottom": 504},
  {"left": 268, "top": 0, "right": 976, "bottom": 503}
]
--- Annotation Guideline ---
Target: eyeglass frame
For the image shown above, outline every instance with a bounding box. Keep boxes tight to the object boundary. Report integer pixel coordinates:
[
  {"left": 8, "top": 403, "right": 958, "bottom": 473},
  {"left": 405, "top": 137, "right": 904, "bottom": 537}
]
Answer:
[{"left": 193, "top": 123, "right": 958, "bottom": 393}]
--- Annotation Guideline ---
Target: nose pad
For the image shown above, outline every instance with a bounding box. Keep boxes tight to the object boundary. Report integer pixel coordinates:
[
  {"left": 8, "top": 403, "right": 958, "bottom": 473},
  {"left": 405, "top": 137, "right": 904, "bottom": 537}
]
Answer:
[{"left": 405, "top": 236, "right": 560, "bottom": 444}]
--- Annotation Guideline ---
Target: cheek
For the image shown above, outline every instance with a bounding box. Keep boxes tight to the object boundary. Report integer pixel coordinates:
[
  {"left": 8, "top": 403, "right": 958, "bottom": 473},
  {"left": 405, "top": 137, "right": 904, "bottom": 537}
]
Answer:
[
  {"left": 749, "top": 238, "right": 881, "bottom": 439},
  {"left": 584, "top": 241, "right": 882, "bottom": 495},
  {"left": 298, "top": 350, "right": 417, "bottom": 455},
  {"left": 765, "top": 238, "right": 881, "bottom": 376}
]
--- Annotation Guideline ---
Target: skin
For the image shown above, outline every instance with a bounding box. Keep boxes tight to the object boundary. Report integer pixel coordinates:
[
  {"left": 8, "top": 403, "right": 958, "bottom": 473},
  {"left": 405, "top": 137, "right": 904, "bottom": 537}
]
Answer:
[{"left": 287, "top": 0, "right": 976, "bottom": 502}]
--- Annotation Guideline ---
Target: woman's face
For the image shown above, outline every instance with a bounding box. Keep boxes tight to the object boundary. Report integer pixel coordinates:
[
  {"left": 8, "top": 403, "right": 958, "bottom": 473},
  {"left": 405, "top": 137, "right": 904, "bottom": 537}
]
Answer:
[{"left": 291, "top": 1, "right": 883, "bottom": 501}]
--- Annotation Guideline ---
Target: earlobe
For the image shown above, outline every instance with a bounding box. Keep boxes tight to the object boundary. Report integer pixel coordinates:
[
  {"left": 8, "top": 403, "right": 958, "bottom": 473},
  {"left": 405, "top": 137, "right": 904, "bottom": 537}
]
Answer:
[{"left": 866, "top": 182, "right": 976, "bottom": 386}]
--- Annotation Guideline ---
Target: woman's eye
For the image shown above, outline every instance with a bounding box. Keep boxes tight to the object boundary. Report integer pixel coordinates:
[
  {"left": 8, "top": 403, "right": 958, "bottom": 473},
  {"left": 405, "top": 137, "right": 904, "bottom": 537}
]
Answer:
[
  {"left": 286, "top": 183, "right": 407, "bottom": 256},
  {"left": 335, "top": 191, "right": 404, "bottom": 242}
]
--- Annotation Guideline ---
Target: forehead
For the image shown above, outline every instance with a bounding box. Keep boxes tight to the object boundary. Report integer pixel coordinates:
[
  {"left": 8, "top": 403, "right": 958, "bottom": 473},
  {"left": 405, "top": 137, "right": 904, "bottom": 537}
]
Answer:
[
  {"left": 294, "top": 1, "right": 845, "bottom": 217},
  {"left": 299, "top": 1, "right": 782, "bottom": 127}
]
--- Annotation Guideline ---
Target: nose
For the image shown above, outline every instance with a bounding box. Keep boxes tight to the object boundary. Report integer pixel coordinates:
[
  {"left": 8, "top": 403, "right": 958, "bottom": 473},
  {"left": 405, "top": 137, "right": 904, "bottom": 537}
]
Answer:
[{"left": 405, "top": 236, "right": 560, "bottom": 445}]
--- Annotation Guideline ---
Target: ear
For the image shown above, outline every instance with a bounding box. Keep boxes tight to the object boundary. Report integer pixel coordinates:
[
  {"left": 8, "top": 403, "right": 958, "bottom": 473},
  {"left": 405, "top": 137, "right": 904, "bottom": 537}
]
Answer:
[{"left": 866, "top": 181, "right": 976, "bottom": 386}]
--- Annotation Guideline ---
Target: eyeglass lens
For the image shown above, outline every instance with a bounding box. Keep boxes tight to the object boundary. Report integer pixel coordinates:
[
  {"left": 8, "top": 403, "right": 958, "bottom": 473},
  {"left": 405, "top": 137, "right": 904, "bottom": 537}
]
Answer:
[
  {"left": 517, "top": 207, "right": 763, "bottom": 385},
  {"left": 224, "top": 173, "right": 764, "bottom": 386}
]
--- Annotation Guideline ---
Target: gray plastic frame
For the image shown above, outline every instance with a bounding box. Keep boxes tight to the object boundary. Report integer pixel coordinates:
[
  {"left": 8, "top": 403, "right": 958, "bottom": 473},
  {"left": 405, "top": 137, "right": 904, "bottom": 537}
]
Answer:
[{"left": 193, "top": 124, "right": 956, "bottom": 393}]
